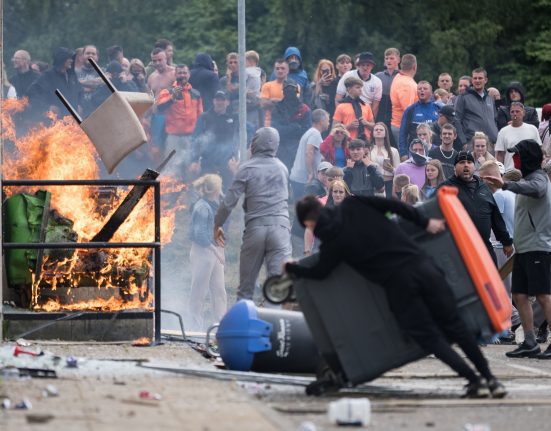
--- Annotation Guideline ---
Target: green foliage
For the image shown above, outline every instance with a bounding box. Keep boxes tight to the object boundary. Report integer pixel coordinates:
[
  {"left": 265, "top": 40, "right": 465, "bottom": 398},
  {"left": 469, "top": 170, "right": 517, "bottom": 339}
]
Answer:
[{"left": 4, "top": 0, "right": 551, "bottom": 105}]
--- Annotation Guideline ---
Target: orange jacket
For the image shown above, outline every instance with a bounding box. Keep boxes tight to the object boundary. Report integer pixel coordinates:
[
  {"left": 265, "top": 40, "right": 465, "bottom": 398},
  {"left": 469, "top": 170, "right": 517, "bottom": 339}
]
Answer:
[{"left": 157, "top": 82, "right": 203, "bottom": 135}]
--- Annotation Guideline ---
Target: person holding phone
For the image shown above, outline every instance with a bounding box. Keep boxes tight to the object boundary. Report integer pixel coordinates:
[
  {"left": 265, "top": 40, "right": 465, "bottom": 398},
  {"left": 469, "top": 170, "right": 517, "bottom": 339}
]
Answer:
[{"left": 310, "top": 59, "right": 338, "bottom": 118}]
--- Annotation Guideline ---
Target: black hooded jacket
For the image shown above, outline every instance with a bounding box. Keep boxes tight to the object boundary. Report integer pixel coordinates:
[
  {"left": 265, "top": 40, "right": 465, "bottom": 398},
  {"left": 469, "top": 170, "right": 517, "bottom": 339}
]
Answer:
[
  {"left": 438, "top": 175, "right": 512, "bottom": 252},
  {"left": 497, "top": 82, "right": 539, "bottom": 130},
  {"left": 28, "top": 47, "right": 82, "bottom": 120},
  {"left": 510, "top": 138, "right": 543, "bottom": 178},
  {"left": 285, "top": 196, "right": 430, "bottom": 284},
  {"left": 189, "top": 53, "right": 220, "bottom": 111}
]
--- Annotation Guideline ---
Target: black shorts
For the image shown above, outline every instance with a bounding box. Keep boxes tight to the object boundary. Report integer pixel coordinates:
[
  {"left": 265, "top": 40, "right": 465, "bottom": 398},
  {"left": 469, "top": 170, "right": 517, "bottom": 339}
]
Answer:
[{"left": 511, "top": 251, "right": 551, "bottom": 296}]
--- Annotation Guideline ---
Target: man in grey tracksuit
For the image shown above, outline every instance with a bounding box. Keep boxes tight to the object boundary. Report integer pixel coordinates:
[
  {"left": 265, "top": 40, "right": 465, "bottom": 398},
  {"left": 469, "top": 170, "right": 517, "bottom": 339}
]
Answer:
[
  {"left": 454, "top": 68, "right": 498, "bottom": 143},
  {"left": 214, "top": 127, "right": 292, "bottom": 301},
  {"left": 483, "top": 139, "right": 551, "bottom": 359}
]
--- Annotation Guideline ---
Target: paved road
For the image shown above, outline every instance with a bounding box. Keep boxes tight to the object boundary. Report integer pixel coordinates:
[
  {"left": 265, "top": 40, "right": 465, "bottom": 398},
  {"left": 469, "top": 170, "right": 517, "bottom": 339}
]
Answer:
[{"left": 1, "top": 342, "right": 550, "bottom": 431}]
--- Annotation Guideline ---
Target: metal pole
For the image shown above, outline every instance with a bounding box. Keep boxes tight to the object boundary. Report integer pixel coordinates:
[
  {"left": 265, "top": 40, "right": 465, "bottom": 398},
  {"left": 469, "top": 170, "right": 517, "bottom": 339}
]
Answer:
[
  {"left": 0, "top": 0, "right": 4, "bottom": 341},
  {"left": 154, "top": 181, "right": 161, "bottom": 344},
  {"left": 238, "top": 0, "right": 247, "bottom": 160},
  {"left": 55, "top": 89, "right": 83, "bottom": 124}
]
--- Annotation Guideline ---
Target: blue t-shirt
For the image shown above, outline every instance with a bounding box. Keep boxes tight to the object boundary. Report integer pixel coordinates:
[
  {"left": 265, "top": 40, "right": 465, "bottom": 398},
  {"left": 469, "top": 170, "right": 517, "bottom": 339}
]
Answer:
[{"left": 335, "top": 147, "right": 346, "bottom": 167}]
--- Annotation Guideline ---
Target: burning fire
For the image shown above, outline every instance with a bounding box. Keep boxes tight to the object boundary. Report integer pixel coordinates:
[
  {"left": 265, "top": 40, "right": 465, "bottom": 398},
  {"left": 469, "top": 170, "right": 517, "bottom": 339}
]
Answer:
[{"left": 1, "top": 99, "right": 185, "bottom": 311}]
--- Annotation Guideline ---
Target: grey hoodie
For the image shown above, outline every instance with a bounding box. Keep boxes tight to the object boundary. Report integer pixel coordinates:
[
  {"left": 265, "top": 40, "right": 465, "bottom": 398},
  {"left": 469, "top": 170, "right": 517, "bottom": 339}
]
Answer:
[
  {"left": 503, "top": 139, "right": 551, "bottom": 253},
  {"left": 215, "top": 127, "right": 290, "bottom": 228},
  {"left": 504, "top": 170, "right": 551, "bottom": 253}
]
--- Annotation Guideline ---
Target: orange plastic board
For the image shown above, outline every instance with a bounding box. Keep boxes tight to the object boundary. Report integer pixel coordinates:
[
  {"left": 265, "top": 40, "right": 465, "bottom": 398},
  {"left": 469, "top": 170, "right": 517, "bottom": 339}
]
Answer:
[{"left": 437, "top": 186, "right": 512, "bottom": 332}]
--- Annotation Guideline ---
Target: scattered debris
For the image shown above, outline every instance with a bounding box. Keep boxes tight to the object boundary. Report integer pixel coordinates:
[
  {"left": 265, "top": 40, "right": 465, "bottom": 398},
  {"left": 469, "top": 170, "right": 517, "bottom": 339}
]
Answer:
[
  {"left": 16, "top": 338, "right": 33, "bottom": 347},
  {"left": 66, "top": 356, "right": 78, "bottom": 368},
  {"left": 328, "top": 398, "right": 371, "bottom": 427},
  {"left": 238, "top": 382, "right": 270, "bottom": 398},
  {"left": 297, "top": 422, "right": 318, "bottom": 431},
  {"left": 13, "top": 346, "right": 44, "bottom": 357},
  {"left": 139, "top": 390, "right": 162, "bottom": 401},
  {"left": 18, "top": 368, "right": 58, "bottom": 379},
  {"left": 14, "top": 398, "right": 33, "bottom": 410},
  {"left": 43, "top": 384, "right": 59, "bottom": 397},
  {"left": 26, "top": 413, "right": 55, "bottom": 424},
  {"left": 1, "top": 367, "right": 21, "bottom": 380},
  {"left": 113, "top": 377, "right": 127, "bottom": 385},
  {"left": 2, "top": 399, "right": 11, "bottom": 409},
  {"left": 132, "top": 337, "right": 151, "bottom": 347}
]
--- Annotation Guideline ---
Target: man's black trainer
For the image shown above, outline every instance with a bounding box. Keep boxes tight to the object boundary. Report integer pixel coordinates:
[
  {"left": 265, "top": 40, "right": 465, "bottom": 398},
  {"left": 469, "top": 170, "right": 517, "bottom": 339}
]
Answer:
[
  {"left": 536, "top": 344, "right": 551, "bottom": 360},
  {"left": 505, "top": 341, "right": 541, "bottom": 358},
  {"left": 462, "top": 378, "right": 490, "bottom": 398},
  {"left": 487, "top": 378, "right": 507, "bottom": 398}
]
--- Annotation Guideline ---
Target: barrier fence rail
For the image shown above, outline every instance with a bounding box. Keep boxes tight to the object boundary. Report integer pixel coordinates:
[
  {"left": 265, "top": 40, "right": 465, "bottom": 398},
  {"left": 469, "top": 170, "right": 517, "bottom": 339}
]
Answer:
[{"left": 1, "top": 178, "right": 162, "bottom": 343}]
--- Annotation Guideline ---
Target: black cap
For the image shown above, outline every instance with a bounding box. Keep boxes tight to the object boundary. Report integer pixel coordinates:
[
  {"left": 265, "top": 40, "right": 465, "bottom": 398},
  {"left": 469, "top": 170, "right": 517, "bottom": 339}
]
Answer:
[
  {"left": 283, "top": 80, "right": 299, "bottom": 89},
  {"left": 357, "top": 51, "right": 376, "bottom": 65},
  {"left": 214, "top": 90, "right": 229, "bottom": 100},
  {"left": 454, "top": 151, "right": 475, "bottom": 165},
  {"left": 439, "top": 105, "right": 455, "bottom": 121}
]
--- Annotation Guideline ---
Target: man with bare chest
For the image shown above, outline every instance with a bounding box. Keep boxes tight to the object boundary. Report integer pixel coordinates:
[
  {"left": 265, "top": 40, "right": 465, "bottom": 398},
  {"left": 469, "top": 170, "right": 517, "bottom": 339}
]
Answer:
[
  {"left": 147, "top": 48, "right": 175, "bottom": 96},
  {"left": 148, "top": 48, "right": 176, "bottom": 150}
]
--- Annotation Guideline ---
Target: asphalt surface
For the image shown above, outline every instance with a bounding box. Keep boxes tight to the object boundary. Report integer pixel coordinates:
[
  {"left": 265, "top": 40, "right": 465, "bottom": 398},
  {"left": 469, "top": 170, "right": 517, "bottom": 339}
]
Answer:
[{"left": 1, "top": 340, "right": 551, "bottom": 431}]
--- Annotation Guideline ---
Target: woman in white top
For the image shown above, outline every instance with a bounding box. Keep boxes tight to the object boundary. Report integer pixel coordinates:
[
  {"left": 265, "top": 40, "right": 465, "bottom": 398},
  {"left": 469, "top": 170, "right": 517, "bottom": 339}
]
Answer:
[{"left": 370, "top": 122, "right": 400, "bottom": 198}]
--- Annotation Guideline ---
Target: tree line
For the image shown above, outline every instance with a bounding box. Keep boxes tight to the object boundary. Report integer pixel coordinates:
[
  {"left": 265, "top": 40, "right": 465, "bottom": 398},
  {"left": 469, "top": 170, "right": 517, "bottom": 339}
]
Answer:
[{"left": 5, "top": 0, "right": 551, "bottom": 105}]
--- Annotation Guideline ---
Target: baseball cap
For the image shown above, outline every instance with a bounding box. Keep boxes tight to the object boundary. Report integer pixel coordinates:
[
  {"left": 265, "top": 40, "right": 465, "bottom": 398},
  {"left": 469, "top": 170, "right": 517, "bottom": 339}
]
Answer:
[
  {"left": 439, "top": 105, "right": 455, "bottom": 121},
  {"left": 454, "top": 151, "right": 475, "bottom": 165},
  {"left": 357, "top": 51, "right": 376, "bottom": 65},
  {"left": 214, "top": 90, "right": 229, "bottom": 100},
  {"left": 317, "top": 161, "right": 333, "bottom": 172}
]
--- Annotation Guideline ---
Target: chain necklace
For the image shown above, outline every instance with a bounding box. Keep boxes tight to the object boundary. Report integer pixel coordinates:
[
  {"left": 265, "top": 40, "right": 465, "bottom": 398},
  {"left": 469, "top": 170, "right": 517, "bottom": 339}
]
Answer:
[{"left": 439, "top": 147, "right": 455, "bottom": 159}]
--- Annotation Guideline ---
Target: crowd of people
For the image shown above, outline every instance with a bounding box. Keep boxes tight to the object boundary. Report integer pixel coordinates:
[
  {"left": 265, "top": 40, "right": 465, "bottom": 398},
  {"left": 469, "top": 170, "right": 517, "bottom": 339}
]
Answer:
[{"left": 6, "top": 41, "right": 551, "bottom": 370}]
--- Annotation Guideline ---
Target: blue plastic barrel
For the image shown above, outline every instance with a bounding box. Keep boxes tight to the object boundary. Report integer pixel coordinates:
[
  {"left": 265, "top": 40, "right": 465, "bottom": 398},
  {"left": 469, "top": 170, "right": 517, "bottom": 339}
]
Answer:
[{"left": 216, "top": 300, "right": 321, "bottom": 373}]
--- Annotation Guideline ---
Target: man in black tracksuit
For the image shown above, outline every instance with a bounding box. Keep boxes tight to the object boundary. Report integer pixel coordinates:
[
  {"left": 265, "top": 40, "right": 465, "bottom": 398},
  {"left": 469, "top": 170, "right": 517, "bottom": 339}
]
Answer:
[
  {"left": 439, "top": 151, "right": 513, "bottom": 264},
  {"left": 191, "top": 90, "right": 238, "bottom": 189},
  {"left": 285, "top": 194, "right": 506, "bottom": 398}
]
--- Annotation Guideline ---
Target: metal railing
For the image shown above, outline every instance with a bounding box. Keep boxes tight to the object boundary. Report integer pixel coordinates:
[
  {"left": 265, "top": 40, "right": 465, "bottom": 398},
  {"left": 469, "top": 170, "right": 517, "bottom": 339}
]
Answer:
[{"left": 2, "top": 178, "right": 162, "bottom": 343}]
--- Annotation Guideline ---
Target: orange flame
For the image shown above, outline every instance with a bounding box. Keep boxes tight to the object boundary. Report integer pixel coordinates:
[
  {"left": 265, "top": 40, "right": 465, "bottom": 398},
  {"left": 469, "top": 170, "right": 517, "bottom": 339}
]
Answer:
[{"left": 2, "top": 99, "right": 185, "bottom": 312}]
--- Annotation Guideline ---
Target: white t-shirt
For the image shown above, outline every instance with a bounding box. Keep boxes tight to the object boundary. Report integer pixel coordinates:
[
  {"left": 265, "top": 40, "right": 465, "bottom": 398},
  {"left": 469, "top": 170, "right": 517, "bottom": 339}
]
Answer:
[
  {"left": 493, "top": 189, "right": 516, "bottom": 238},
  {"left": 494, "top": 123, "right": 542, "bottom": 171},
  {"left": 290, "top": 127, "right": 323, "bottom": 184},
  {"left": 336, "top": 70, "right": 383, "bottom": 105}
]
